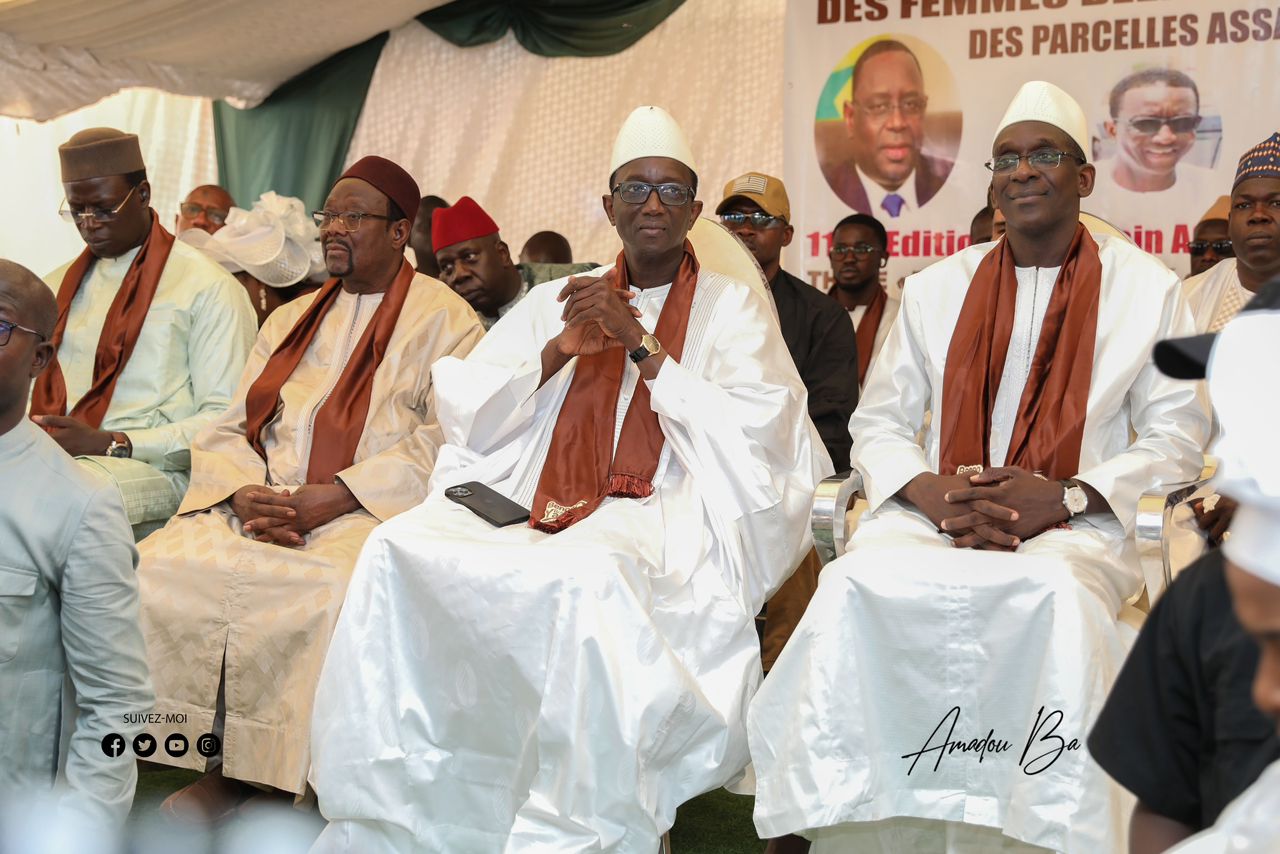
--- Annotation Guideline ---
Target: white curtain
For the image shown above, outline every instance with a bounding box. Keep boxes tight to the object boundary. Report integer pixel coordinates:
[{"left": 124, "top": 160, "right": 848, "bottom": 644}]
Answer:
[
  {"left": 0, "top": 88, "right": 217, "bottom": 278},
  {"left": 346, "top": 1, "right": 785, "bottom": 267}
]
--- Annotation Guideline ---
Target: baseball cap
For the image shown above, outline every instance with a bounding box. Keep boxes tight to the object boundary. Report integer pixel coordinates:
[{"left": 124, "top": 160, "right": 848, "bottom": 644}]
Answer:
[{"left": 716, "top": 172, "right": 791, "bottom": 222}]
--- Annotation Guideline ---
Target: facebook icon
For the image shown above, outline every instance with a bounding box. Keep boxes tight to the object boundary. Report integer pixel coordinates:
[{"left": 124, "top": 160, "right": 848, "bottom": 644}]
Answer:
[{"left": 100, "top": 733, "right": 125, "bottom": 758}]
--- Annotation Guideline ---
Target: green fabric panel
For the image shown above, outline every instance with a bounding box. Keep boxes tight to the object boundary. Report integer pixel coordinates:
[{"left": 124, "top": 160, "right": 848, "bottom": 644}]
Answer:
[
  {"left": 213, "top": 33, "right": 388, "bottom": 215},
  {"left": 418, "top": 0, "right": 685, "bottom": 58}
]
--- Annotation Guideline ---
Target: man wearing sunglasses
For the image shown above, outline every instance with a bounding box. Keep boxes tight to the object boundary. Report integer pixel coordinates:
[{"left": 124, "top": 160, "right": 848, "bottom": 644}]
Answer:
[
  {"left": 1101, "top": 68, "right": 1212, "bottom": 195},
  {"left": 174, "top": 184, "right": 235, "bottom": 236},
  {"left": 0, "top": 259, "right": 152, "bottom": 830},
  {"left": 1186, "top": 196, "right": 1233, "bottom": 278},
  {"left": 133, "top": 156, "right": 483, "bottom": 819},
  {"left": 29, "top": 128, "right": 256, "bottom": 539}
]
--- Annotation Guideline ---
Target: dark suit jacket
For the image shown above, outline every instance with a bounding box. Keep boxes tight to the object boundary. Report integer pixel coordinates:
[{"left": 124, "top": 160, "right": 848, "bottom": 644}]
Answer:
[
  {"left": 829, "top": 153, "right": 953, "bottom": 215},
  {"left": 771, "top": 269, "right": 859, "bottom": 468}
]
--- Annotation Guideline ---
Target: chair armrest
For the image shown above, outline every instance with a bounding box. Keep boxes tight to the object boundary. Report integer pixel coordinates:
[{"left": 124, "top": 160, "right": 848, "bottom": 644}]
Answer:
[
  {"left": 812, "top": 470, "right": 864, "bottom": 566},
  {"left": 1135, "top": 458, "right": 1218, "bottom": 599}
]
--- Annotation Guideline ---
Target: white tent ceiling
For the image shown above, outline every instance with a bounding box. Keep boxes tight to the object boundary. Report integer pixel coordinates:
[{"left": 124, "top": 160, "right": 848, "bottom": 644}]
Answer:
[{"left": 0, "top": 0, "right": 450, "bottom": 120}]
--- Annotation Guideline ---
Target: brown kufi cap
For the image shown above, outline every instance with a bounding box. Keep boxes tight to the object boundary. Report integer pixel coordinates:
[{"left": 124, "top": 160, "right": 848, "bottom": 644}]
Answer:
[
  {"left": 338, "top": 156, "right": 421, "bottom": 228},
  {"left": 59, "top": 128, "right": 145, "bottom": 182}
]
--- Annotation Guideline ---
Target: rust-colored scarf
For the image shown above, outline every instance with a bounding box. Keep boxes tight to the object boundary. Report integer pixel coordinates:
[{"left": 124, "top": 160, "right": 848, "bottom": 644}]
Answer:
[
  {"left": 530, "top": 241, "right": 699, "bottom": 533},
  {"left": 30, "top": 213, "right": 175, "bottom": 428},
  {"left": 243, "top": 259, "right": 415, "bottom": 485},
  {"left": 938, "top": 225, "right": 1102, "bottom": 480},
  {"left": 854, "top": 285, "right": 889, "bottom": 387}
]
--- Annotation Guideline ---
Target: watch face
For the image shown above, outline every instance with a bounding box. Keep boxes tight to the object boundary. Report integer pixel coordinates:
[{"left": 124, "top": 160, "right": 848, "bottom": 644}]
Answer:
[{"left": 1066, "top": 488, "right": 1087, "bottom": 514}]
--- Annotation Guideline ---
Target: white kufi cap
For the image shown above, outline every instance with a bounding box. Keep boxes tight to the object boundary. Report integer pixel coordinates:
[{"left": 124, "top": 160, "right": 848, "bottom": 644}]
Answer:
[
  {"left": 609, "top": 105, "right": 697, "bottom": 179},
  {"left": 1208, "top": 309, "right": 1280, "bottom": 585},
  {"left": 180, "top": 191, "right": 323, "bottom": 287},
  {"left": 993, "top": 81, "right": 1090, "bottom": 162}
]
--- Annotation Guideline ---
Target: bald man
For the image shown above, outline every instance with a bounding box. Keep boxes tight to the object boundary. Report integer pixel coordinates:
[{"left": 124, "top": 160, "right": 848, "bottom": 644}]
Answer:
[
  {"left": 175, "top": 184, "right": 235, "bottom": 236},
  {"left": 519, "top": 230, "right": 574, "bottom": 264},
  {"left": 0, "top": 260, "right": 152, "bottom": 829}
]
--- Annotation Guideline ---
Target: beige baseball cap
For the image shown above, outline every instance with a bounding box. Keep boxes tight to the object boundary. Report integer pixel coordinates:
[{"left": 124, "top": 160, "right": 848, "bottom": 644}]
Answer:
[{"left": 716, "top": 172, "right": 791, "bottom": 222}]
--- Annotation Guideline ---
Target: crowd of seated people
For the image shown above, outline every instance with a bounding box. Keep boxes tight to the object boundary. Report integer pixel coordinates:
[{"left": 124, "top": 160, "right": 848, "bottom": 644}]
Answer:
[{"left": 2, "top": 80, "right": 1278, "bottom": 854}]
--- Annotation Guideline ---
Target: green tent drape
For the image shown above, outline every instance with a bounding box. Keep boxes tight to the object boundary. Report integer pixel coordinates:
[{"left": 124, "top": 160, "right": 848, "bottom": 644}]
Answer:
[
  {"left": 417, "top": 0, "right": 685, "bottom": 57},
  {"left": 213, "top": 33, "right": 388, "bottom": 215}
]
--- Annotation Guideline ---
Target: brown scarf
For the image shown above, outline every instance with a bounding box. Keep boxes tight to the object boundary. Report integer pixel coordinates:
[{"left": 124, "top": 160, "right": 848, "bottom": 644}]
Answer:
[
  {"left": 854, "top": 285, "right": 888, "bottom": 387},
  {"left": 530, "top": 241, "right": 699, "bottom": 533},
  {"left": 938, "top": 224, "right": 1102, "bottom": 480},
  {"left": 243, "top": 259, "right": 415, "bottom": 485},
  {"left": 30, "top": 213, "right": 175, "bottom": 428}
]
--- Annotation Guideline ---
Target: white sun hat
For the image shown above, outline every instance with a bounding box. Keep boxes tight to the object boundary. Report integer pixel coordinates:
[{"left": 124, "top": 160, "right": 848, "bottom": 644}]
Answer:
[
  {"left": 181, "top": 191, "right": 322, "bottom": 287},
  {"left": 609, "top": 105, "right": 697, "bottom": 179},
  {"left": 993, "top": 80, "right": 1091, "bottom": 162}
]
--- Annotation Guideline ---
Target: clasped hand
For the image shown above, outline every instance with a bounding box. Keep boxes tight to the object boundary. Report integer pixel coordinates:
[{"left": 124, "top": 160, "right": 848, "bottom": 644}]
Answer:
[
  {"left": 904, "top": 466, "right": 1070, "bottom": 551},
  {"left": 230, "top": 483, "right": 358, "bottom": 547},
  {"left": 551, "top": 274, "right": 644, "bottom": 356}
]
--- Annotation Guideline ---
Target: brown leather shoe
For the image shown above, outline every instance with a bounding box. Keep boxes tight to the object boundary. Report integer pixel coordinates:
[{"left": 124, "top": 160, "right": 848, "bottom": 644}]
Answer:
[{"left": 159, "top": 769, "right": 253, "bottom": 824}]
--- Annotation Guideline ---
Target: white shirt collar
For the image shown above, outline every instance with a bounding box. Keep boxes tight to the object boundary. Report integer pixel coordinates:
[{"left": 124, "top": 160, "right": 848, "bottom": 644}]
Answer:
[{"left": 856, "top": 164, "right": 918, "bottom": 218}]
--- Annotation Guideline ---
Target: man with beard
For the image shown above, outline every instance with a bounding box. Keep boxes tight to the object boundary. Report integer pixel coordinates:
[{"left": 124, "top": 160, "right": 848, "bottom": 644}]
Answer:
[
  {"left": 749, "top": 81, "right": 1208, "bottom": 853},
  {"left": 827, "top": 212, "right": 899, "bottom": 389},
  {"left": 309, "top": 106, "right": 824, "bottom": 853},
  {"left": 134, "top": 156, "right": 483, "bottom": 820},
  {"left": 433, "top": 196, "right": 595, "bottom": 330}
]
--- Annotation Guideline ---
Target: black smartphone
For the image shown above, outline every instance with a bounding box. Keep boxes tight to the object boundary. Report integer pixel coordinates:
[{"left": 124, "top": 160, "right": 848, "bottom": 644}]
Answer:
[{"left": 444, "top": 482, "right": 530, "bottom": 527}]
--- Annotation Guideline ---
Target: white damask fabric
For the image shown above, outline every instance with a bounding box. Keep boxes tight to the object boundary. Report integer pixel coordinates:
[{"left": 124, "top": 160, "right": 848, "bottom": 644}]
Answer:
[{"left": 346, "top": 3, "right": 785, "bottom": 271}]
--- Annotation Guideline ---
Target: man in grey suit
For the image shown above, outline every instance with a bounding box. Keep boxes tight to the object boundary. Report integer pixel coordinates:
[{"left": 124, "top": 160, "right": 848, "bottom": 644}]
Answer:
[{"left": 0, "top": 258, "right": 152, "bottom": 829}]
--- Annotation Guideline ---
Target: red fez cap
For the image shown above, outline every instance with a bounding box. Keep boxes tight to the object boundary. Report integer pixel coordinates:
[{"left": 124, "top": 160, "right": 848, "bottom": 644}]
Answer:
[
  {"left": 432, "top": 196, "right": 500, "bottom": 253},
  {"left": 338, "top": 156, "right": 420, "bottom": 228}
]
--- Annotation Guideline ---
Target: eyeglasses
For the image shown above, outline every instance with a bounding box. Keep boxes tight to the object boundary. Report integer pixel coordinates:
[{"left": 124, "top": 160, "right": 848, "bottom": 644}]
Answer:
[
  {"left": 611, "top": 182, "right": 694, "bottom": 206},
  {"left": 830, "top": 243, "right": 881, "bottom": 258},
  {"left": 1188, "top": 239, "right": 1234, "bottom": 256},
  {"left": 59, "top": 185, "right": 137, "bottom": 225},
  {"left": 985, "top": 149, "right": 1085, "bottom": 174},
  {"left": 851, "top": 96, "right": 927, "bottom": 119},
  {"left": 1125, "top": 115, "right": 1201, "bottom": 135},
  {"left": 0, "top": 319, "right": 46, "bottom": 347},
  {"left": 312, "top": 210, "right": 392, "bottom": 232},
  {"left": 179, "top": 202, "right": 229, "bottom": 226},
  {"left": 720, "top": 211, "right": 784, "bottom": 229}
]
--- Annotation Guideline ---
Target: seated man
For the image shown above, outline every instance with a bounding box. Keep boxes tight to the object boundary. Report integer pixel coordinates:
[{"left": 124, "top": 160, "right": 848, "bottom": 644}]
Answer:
[
  {"left": 826, "top": 212, "right": 900, "bottom": 388},
  {"left": 136, "top": 157, "right": 483, "bottom": 818},
  {"left": 30, "top": 129, "right": 257, "bottom": 537},
  {"left": 716, "top": 171, "right": 856, "bottom": 668},
  {"left": 310, "top": 106, "right": 825, "bottom": 852},
  {"left": 433, "top": 196, "right": 595, "bottom": 329},
  {"left": 520, "top": 229, "right": 574, "bottom": 264},
  {"left": 0, "top": 260, "right": 152, "bottom": 829},
  {"left": 1088, "top": 279, "right": 1280, "bottom": 853},
  {"left": 175, "top": 184, "right": 235, "bottom": 236},
  {"left": 408, "top": 194, "right": 449, "bottom": 277},
  {"left": 1187, "top": 196, "right": 1232, "bottom": 278},
  {"left": 749, "top": 81, "right": 1209, "bottom": 853}
]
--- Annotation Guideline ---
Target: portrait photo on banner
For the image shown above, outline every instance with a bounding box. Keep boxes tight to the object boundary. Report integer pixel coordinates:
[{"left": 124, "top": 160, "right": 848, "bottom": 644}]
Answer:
[{"left": 815, "top": 34, "right": 961, "bottom": 220}]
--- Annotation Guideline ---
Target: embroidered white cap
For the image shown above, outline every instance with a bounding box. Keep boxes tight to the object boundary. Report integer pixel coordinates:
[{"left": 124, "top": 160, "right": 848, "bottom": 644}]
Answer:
[
  {"left": 181, "top": 191, "right": 322, "bottom": 287},
  {"left": 1208, "top": 308, "right": 1280, "bottom": 585},
  {"left": 609, "top": 105, "right": 697, "bottom": 180},
  {"left": 992, "top": 81, "right": 1090, "bottom": 162}
]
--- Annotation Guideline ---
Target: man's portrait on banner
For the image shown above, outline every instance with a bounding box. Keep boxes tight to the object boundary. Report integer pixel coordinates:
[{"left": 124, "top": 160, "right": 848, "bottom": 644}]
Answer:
[
  {"left": 1097, "top": 66, "right": 1222, "bottom": 194},
  {"left": 814, "top": 36, "right": 961, "bottom": 219}
]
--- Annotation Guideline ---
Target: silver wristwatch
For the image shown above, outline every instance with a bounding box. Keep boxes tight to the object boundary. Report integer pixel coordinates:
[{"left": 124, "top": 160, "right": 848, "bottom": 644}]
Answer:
[
  {"left": 1060, "top": 479, "right": 1087, "bottom": 516},
  {"left": 105, "top": 433, "right": 131, "bottom": 459}
]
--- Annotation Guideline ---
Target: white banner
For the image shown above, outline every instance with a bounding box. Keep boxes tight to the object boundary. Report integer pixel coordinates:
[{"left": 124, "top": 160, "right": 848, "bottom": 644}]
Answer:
[{"left": 784, "top": 0, "right": 1278, "bottom": 290}]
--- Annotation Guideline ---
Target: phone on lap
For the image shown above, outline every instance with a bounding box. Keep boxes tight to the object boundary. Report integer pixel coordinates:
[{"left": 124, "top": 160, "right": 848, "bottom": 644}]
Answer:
[{"left": 444, "top": 482, "right": 530, "bottom": 527}]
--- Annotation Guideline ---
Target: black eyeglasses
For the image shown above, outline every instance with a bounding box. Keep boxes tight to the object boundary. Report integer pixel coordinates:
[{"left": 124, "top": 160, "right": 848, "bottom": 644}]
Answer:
[
  {"left": 312, "top": 210, "right": 392, "bottom": 232},
  {"left": 179, "top": 202, "right": 229, "bottom": 226},
  {"left": 59, "top": 185, "right": 137, "bottom": 225},
  {"left": 1125, "top": 115, "right": 1201, "bottom": 135},
  {"left": 611, "top": 182, "right": 694, "bottom": 207},
  {"left": 720, "top": 212, "right": 784, "bottom": 229},
  {"left": 0, "top": 319, "right": 46, "bottom": 347},
  {"left": 1188, "top": 239, "right": 1234, "bottom": 256},
  {"left": 985, "top": 149, "right": 1085, "bottom": 174},
  {"left": 830, "top": 243, "right": 881, "bottom": 258}
]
